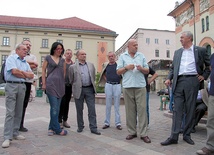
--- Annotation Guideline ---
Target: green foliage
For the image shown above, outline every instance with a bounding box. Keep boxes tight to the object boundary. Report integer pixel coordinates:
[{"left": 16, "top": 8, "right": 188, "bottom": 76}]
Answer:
[
  {"left": 0, "top": 90, "right": 5, "bottom": 96},
  {"left": 95, "top": 72, "right": 104, "bottom": 93}
]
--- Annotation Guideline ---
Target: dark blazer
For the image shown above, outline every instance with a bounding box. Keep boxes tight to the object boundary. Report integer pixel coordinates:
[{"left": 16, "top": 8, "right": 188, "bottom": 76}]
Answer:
[{"left": 167, "top": 45, "right": 210, "bottom": 92}]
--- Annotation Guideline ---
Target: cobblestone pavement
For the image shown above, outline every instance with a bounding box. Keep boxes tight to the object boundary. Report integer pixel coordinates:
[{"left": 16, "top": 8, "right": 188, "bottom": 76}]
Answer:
[{"left": 0, "top": 93, "right": 207, "bottom": 155}]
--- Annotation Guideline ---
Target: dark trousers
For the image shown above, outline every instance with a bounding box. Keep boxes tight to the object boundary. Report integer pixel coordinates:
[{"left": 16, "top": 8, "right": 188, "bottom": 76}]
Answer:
[
  {"left": 193, "top": 99, "right": 207, "bottom": 127},
  {"left": 170, "top": 76, "right": 199, "bottom": 140},
  {"left": 58, "top": 85, "right": 72, "bottom": 123},
  {"left": 20, "top": 82, "right": 32, "bottom": 128},
  {"left": 74, "top": 86, "right": 97, "bottom": 131}
]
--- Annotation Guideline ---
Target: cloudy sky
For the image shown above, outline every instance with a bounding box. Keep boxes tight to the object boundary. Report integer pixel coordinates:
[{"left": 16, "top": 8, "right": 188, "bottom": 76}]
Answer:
[{"left": 0, "top": 0, "right": 182, "bottom": 50}]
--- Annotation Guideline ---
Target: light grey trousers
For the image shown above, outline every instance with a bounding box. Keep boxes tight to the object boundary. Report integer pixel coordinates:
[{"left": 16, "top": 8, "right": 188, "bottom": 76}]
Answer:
[{"left": 4, "top": 83, "right": 26, "bottom": 140}]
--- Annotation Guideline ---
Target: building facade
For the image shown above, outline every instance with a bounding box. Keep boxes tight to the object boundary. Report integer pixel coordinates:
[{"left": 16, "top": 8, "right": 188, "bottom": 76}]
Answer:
[
  {"left": 168, "top": 0, "right": 214, "bottom": 55},
  {"left": 115, "top": 28, "right": 176, "bottom": 91},
  {"left": 0, "top": 15, "right": 117, "bottom": 81}
]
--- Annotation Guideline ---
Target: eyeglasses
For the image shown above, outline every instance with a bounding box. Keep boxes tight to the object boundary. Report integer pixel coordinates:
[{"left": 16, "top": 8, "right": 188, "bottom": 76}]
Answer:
[
  {"left": 56, "top": 48, "right": 63, "bottom": 51},
  {"left": 24, "top": 44, "right": 32, "bottom": 47}
]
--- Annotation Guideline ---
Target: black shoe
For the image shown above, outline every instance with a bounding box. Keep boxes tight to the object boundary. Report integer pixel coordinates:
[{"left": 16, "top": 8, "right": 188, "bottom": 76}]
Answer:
[
  {"left": 19, "top": 127, "right": 28, "bottom": 132},
  {"left": 183, "top": 137, "right": 194, "bottom": 145},
  {"left": 102, "top": 125, "right": 110, "bottom": 129},
  {"left": 160, "top": 138, "right": 178, "bottom": 146},
  {"left": 91, "top": 130, "right": 101, "bottom": 135},
  {"left": 77, "top": 128, "right": 83, "bottom": 133},
  {"left": 179, "top": 129, "right": 183, "bottom": 134}
]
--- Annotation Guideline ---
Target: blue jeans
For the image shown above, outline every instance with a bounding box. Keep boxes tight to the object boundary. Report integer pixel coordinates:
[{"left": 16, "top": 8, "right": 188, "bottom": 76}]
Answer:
[
  {"left": 47, "top": 93, "right": 62, "bottom": 134},
  {"left": 146, "top": 92, "right": 150, "bottom": 124},
  {"left": 104, "top": 83, "right": 121, "bottom": 126}
]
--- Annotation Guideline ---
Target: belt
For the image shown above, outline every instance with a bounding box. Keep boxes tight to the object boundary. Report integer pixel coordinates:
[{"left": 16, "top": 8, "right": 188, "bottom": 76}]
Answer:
[
  {"left": 82, "top": 85, "right": 93, "bottom": 88},
  {"left": 178, "top": 75, "right": 197, "bottom": 78},
  {"left": 6, "top": 81, "right": 25, "bottom": 84},
  {"left": 107, "top": 81, "right": 120, "bottom": 85}
]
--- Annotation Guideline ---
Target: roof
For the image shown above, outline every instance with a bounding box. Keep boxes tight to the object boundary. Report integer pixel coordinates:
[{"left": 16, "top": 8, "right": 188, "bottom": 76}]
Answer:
[{"left": 0, "top": 15, "right": 117, "bottom": 35}]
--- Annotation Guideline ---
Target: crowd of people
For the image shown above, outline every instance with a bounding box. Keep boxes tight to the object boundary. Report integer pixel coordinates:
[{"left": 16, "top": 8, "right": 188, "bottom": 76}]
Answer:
[{"left": 1, "top": 31, "right": 214, "bottom": 155}]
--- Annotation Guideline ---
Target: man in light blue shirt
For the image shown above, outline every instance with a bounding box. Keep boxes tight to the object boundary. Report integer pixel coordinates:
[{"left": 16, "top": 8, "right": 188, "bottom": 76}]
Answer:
[
  {"left": 117, "top": 39, "right": 151, "bottom": 143},
  {"left": 2, "top": 43, "right": 34, "bottom": 148}
]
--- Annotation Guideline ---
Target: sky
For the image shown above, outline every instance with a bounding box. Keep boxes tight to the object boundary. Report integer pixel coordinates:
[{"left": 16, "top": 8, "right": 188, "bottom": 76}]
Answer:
[{"left": 0, "top": 0, "right": 182, "bottom": 50}]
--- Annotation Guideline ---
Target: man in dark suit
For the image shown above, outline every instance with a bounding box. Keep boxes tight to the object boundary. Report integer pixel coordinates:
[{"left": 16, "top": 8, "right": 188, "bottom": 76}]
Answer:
[
  {"left": 161, "top": 31, "right": 210, "bottom": 146},
  {"left": 69, "top": 49, "right": 101, "bottom": 135}
]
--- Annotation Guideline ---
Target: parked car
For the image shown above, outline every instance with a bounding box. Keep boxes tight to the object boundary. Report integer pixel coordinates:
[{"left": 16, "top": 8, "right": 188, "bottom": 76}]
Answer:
[{"left": 157, "top": 88, "right": 169, "bottom": 96}]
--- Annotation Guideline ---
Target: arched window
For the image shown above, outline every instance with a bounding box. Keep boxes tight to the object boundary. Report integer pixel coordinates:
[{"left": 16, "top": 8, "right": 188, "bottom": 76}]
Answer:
[
  {"left": 201, "top": 18, "right": 205, "bottom": 33},
  {"left": 206, "top": 16, "right": 209, "bottom": 31}
]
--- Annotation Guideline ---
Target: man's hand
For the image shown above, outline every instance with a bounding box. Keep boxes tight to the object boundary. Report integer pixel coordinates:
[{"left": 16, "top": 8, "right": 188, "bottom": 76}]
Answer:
[
  {"left": 165, "top": 79, "right": 171, "bottom": 87},
  {"left": 197, "top": 74, "right": 204, "bottom": 82}
]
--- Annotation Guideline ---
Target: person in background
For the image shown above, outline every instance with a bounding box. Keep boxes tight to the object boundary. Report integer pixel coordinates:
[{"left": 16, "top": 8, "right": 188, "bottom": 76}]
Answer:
[
  {"left": 69, "top": 49, "right": 101, "bottom": 135},
  {"left": 19, "top": 40, "right": 38, "bottom": 132},
  {"left": 191, "top": 81, "right": 208, "bottom": 133},
  {"left": 161, "top": 31, "right": 210, "bottom": 146},
  {"left": 117, "top": 39, "right": 151, "bottom": 143},
  {"left": 42, "top": 42, "right": 67, "bottom": 136},
  {"left": 144, "top": 66, "right": 158, "bottom": 125},
  {"left": 58, "top": 49, "right": 74, "bottom": 129},
  {"left": 196, "top": 53, "right": 214, "bottom": 155},
  {"left": 2, "top": 44, "right": 34, "bottom": 148},
  {"left": 99, "top": 51, "right": 122, "bottom": 130}
]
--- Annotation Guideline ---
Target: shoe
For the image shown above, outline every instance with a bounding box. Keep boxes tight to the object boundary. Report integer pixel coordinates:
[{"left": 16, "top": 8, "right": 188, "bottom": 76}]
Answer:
[
  {"left": 19, "top": 126, "right": 28, "bottom": 132},
  {"left": 183, "top": 137, "right": 194, "bottom": 145},
  {"left": 160, "top": 138, "right": 178, "bottom": 146},
  {"left": 141, "top": 136, "right": 151, "bottom": 143},
  {"left": 91, "top": 130, "right": 101, "bottom": 135},
  {"left": 196, "top": 147, "right": 214, "bottom": 155},
  {"left": 48, "top": 130, "right": 55, "bottom": 136},
  {"left": 116, "top": 125, "right": 122, "bottom": 130},
  {"left": 14, "top": 135, "right": 25, "bottom": 140},
  {"left": 102, "top": 125, "right": 110, "bottom": 129},
  {"left": 60, "top": 123, "right": 64, "bottom": 129},
  {"left": 2, "top": 139, "right": 10, "bottom": 148},
  {"left": 77, "top": 128, "right": 83, "bottom": 133},
  {"left": 59, "top": 130, "right": 68, "bottom": 136},
  {"left": 191, "top": 127, "right": 196, "bottom": 133},
  {"left": 126, "top": 134, "right": 137, "bottom": 140},
  {"left": 63, "top": 121, "right": 70, "bottom": 128}
]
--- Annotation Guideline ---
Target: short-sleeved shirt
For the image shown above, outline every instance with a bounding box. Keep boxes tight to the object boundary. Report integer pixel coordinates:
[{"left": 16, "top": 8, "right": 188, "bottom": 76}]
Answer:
[
  {"left": 117, "top": 51, "right": 148, "bottom": 88},
  {"left": 5, "top": 54, "right": 32, "bottom": 82},
  {"left": 25, "top": 54, "right": 37, "bottom": 83},
  {"left": 46, "top": 55, "right": 65, "bottom": 98},
  {"left": 144, "top": 66, "right": 156, "bottom": 92},
  {"left": 209, "top": 53, "right": 214, "bottom": 95}
]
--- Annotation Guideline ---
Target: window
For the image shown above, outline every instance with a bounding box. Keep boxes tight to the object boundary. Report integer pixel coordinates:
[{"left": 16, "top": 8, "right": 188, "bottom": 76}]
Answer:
[
  {"left": 202, "top": 18, "right": 205, "bottom": 33},
  {"left": 41, "top": 56, "right": 45, "bottom": 66},
  {"left": 57, "top": 40, "right": 63, "bottom": 44},
  {"left": 206, "top": 16, "right": 209, "bottom": 31},
  {"left": 166, "top": 39, "right": 170, "bottom": 45},
  {"left": 155, "top": 50, "right": 159, "bottom": 57},
  {"left": 155, "top": 39, "right": 159, "bottom": 44},
  {"left": 76, "top": 41, "right": 82, "bottom": 50},
  {"left": 1, "top": 55, "right": 8, "bottom": 65},
  {"left": 42, "top": 39, "right": 48, "bottom": 48},
  {"left": 166, "top": 50, "right": 170, "bottom": 58},
  {"left": 2, "top": 37, "right": 10, "bottom": 46},
  {"left": 146, "top": 38, "right": 150, "bottom": 44}
]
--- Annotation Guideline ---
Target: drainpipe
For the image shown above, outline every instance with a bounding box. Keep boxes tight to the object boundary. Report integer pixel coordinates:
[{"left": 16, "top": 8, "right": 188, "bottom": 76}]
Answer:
[{"left": 189, "top": 0, "right": 196, "bottom": 45}]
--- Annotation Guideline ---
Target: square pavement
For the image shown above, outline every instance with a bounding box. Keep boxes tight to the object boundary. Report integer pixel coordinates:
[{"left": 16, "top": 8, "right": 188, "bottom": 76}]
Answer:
[{"left": 0, "top": 93, "right": 207, "bottom": 155}]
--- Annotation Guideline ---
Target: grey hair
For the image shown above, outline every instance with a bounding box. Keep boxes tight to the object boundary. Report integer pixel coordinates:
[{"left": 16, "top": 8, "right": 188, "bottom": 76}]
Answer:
[{"left": 182, "top": 31, "right": 193, "bottom": 42}]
